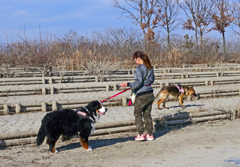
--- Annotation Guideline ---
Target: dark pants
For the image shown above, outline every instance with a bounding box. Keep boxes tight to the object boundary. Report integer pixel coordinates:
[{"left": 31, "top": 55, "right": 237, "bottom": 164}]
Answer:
[{"left": 134, "top": 93, "right": 154, "bottom": 135}]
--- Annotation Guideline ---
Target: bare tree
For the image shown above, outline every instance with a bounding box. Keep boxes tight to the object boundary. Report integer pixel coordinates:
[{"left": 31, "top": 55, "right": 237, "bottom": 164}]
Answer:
[
  {"left": 112, "top": 0, "right": 162, "bottom": 47},
  {"left": 232, "top": 0, "right": 240, "bottom": 35},
  {"left": 178, "top": 0, "right": 215, "bottom": 52},
  {"left": 211, "top": 0, "right": 234, "bottom": 54},
  {"left": 157, "top": 0, "right": 181, "bottom": 50}
]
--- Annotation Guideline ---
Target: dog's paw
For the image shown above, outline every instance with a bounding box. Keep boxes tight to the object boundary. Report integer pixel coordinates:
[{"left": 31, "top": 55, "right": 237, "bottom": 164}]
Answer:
[
  {"left": 52, "top": 149, "right": 58, "bottom": 154},
  {"left": 86, "top": 146, "right": 92, "bottom": 151}
]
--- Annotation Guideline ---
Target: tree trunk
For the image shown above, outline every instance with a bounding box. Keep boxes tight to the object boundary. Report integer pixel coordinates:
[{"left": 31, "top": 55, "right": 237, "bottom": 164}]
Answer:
[
  {"left": 200, "top": 31, "right": 203, "bottom": 56},
  {"left": 195, "top": 28, "right": 198, "bottom": 49},
  {"left": 167, "top": 29, "right": 171, "bottom": 50},
  {"left": 222, "top": 31, "right": 226, "bottom": 54}
]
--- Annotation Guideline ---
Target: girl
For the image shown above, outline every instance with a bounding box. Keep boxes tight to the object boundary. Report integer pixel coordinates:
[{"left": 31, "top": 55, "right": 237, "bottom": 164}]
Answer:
[{"left": 120, "top": 51, "right": 155, "bottom": 141}]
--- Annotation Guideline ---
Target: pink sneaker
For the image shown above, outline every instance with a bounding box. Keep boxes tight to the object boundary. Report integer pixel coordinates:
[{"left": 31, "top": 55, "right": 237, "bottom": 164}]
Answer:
[
  {"left": 135, "top": 134, "right": 145, "bottom": 141},
  {"left": 145, "top": 134, "right": 154, "bottom": 141}
]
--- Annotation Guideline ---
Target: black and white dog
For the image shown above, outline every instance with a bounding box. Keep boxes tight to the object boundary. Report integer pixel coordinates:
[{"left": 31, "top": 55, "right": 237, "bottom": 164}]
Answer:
[{"left": 36, "top": 100, "right": 107, "bottom": 153}]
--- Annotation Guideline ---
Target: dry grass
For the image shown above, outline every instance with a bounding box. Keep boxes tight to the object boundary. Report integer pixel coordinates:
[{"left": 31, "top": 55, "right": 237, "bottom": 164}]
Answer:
[{"left": 0, "top": 28, "right": 239, "bottom": 74}]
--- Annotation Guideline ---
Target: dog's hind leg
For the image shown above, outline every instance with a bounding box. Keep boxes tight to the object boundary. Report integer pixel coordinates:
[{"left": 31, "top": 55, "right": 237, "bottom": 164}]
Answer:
[
  {"left": 157, "top": 99, "right": 164, "bottom": 110},
  {"left": 162, "top": 101, "right": 169, "bottom": 109},
  {"left": 157, "top": 98, "right": 169, "bottom": 109}
]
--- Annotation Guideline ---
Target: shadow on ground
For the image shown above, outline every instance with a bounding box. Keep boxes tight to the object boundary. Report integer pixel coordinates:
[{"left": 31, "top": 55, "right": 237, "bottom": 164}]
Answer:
[{"left": 56, "top": 122, "right": 181, "bottom": 153}]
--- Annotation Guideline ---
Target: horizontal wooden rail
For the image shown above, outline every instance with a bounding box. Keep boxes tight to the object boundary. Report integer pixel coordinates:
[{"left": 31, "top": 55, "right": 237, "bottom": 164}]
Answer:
[
  {"left": 1, "top": 87, "right": 240, "bottom": 115},
  {"left": 156, "top": 76, "right": 240, "bottom": 87},
  {"left": 1, "top": 107, "right": 239, "bottom": 147},
  {"left": 0, "top": 98, "right": 126, "bottom": 115},
  {"left": 1, "top": 63, "right": 240, "bottom": 78},
  {"left": 1, "top": 71, "right": 240, "bottom": 86},
  {"left": 1, "top": 76, "right": 240, "bottom": 97}
]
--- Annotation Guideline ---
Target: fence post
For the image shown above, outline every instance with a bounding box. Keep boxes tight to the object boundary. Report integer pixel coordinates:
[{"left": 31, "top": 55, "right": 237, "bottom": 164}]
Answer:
[
  {"left": 41, "top": 102, "right": 47, "bottom": 112},
  {"left": 95, "top": 76, "right": 98, "bottom": 82},
  {"left": 106, "top": 85, "right": 109, "bottom": 91},
  {"left": 15, "top": 104, "right": 21, "bottom": 114},
  {"left": 52, "top": 101, "right": 57, "bottom": 111},
  {"left": 49, "top": 78, "right": 53, "bottom": 84},
  {"left": 51, "top": 87, "right": 55, "bottom": 95},
  {"left": 237, "top": 108, "right": 240, "bottom": 118},
  {"left": 159, "top": 82, "right": 163, "bottom": 88},
  {"left": 230, "top": 110, "right": 235, "bottom": 120},
  {"left": 210, "top": 80, "right": 214, "bottom": 86},
  {"left": 42, "top": 78, "right": 46, "bottom": 84},
  {"left": 122, "top": 97, "right": 127, "bottom": 106},
  {"left": 113, "top": 84, "right": 117, "bottom": 91},
  {"left": 42, "top": 88, "right": 46, "bottom": 95},
  {"left": 3, "top": 104, "right": 9, "bottom": 115},
  {"left": 205, "top": 80, "right": 208, "bottom": 86},
  {"left": 213, "top": 90, "right": 216, "bottom": 98}
]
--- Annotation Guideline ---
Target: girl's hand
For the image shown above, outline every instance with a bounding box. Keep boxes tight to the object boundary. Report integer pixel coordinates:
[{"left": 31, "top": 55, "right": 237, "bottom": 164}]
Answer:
[{"left": 120, "top": 82, "right": 128, "bottom": 87}]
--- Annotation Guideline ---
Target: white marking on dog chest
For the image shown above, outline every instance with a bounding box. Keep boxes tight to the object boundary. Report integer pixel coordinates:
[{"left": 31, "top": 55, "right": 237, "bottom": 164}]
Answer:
[{"left": 90, "top": 123, "right": 95, "bottom": 135}]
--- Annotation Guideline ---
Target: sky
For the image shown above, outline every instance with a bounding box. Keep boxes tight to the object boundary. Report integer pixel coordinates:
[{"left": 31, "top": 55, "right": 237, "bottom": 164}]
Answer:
[
  {"left": 0, "top": 0, "right": 238, "bottom": 44},
  {"left": 0, "top": 0, "right": 134, "bottom": 43}
]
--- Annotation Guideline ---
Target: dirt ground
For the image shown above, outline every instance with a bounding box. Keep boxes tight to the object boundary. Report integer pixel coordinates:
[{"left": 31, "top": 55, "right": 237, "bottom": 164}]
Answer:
[{"left": 1, "top": 119, "right": 240, "bottom": 167}]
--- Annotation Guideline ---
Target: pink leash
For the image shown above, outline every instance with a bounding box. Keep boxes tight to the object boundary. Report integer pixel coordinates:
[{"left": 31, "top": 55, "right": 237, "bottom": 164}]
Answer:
[{"left": 101, "top": 88, "right": 131, "bottom": 103}]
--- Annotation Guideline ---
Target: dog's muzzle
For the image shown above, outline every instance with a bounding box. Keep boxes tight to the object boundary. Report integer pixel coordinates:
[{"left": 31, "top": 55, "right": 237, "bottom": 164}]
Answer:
[
  {"left": 98, "top": 106, "right": 107, "bottom": 115},
  {"left": 192, "top": 93, "right": 199, "bottom": 99}
]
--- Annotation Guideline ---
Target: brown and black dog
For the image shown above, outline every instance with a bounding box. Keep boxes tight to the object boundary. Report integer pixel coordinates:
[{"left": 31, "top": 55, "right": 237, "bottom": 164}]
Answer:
[{"left": 155, "top": 85, "right": 198, "bottom": 110}]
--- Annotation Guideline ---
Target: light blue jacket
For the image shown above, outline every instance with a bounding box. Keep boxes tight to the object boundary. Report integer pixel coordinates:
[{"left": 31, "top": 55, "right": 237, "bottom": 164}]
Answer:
[{"left": 128, "top": 64, "right": 155, "bottom": 95}]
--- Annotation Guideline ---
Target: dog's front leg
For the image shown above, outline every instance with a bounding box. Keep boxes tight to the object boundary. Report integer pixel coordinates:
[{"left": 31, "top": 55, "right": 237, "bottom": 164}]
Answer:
[
  {"left": 178, "top": 95, "right": 185, "bottom": 108},
  {"left": 79, "top": 135, "right": 92, "bottom": 151}
]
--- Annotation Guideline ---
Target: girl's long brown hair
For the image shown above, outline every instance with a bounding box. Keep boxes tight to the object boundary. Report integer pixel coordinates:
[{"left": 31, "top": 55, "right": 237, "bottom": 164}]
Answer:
[{"left": 133, "top": 51, "right": 153, "bottom": 70}]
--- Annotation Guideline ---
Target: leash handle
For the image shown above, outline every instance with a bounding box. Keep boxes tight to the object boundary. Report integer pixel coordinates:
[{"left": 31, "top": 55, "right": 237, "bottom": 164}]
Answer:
[{"left": 101, "top": 88, "right": 131, "bottom": 103}]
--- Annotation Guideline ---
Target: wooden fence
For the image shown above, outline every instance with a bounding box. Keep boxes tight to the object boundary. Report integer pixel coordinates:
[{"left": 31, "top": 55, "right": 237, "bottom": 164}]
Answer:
[
  {"left": 1, "top": 76, "right": 240, "bottom": 97},
  {"left": 1, "top": 63, "right": 240, "bottom": 78},
  {"left": 1, "top": 107, "right": 239, "bottom": 147},
  {"left": 1, "top": 86, "right": 240, "bottom": 115},
  {"left": 1, "top": 71, "right": 240, "bottom": 86}
]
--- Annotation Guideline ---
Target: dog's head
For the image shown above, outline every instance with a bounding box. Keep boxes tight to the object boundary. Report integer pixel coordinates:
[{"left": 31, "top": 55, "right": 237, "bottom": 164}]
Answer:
[
  {"left": 87, "top": 100, "right": 107, "bottom": 116},
  {"left": 188, "top": 86, "right": 198, "bottom": 99}
]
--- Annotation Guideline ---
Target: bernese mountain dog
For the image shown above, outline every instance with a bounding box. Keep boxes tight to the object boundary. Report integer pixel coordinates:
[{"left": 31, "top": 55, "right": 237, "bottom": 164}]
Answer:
[{"left": 36, "top": 100, "right": 107, "bottom": 153}]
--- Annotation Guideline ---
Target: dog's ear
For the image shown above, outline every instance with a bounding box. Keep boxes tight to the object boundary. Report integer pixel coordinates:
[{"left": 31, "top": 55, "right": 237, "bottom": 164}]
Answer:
[
  {"left": 87, "top": 101, "right": 95, "bottom": 110},
  {"left": 191, "top": 85, "right": 193, "bottom": 88},
  {"left": 88, "top": 101, "right": 101, "bottom": 111},
  {"left": 94, "top": 101, "right": 102, "bottom": 111}
]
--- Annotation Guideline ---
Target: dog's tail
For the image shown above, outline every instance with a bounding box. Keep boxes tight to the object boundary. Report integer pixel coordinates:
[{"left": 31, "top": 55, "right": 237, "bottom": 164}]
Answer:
[{"left": 36, "top": 121, "right": 46, "bottom": 147}]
